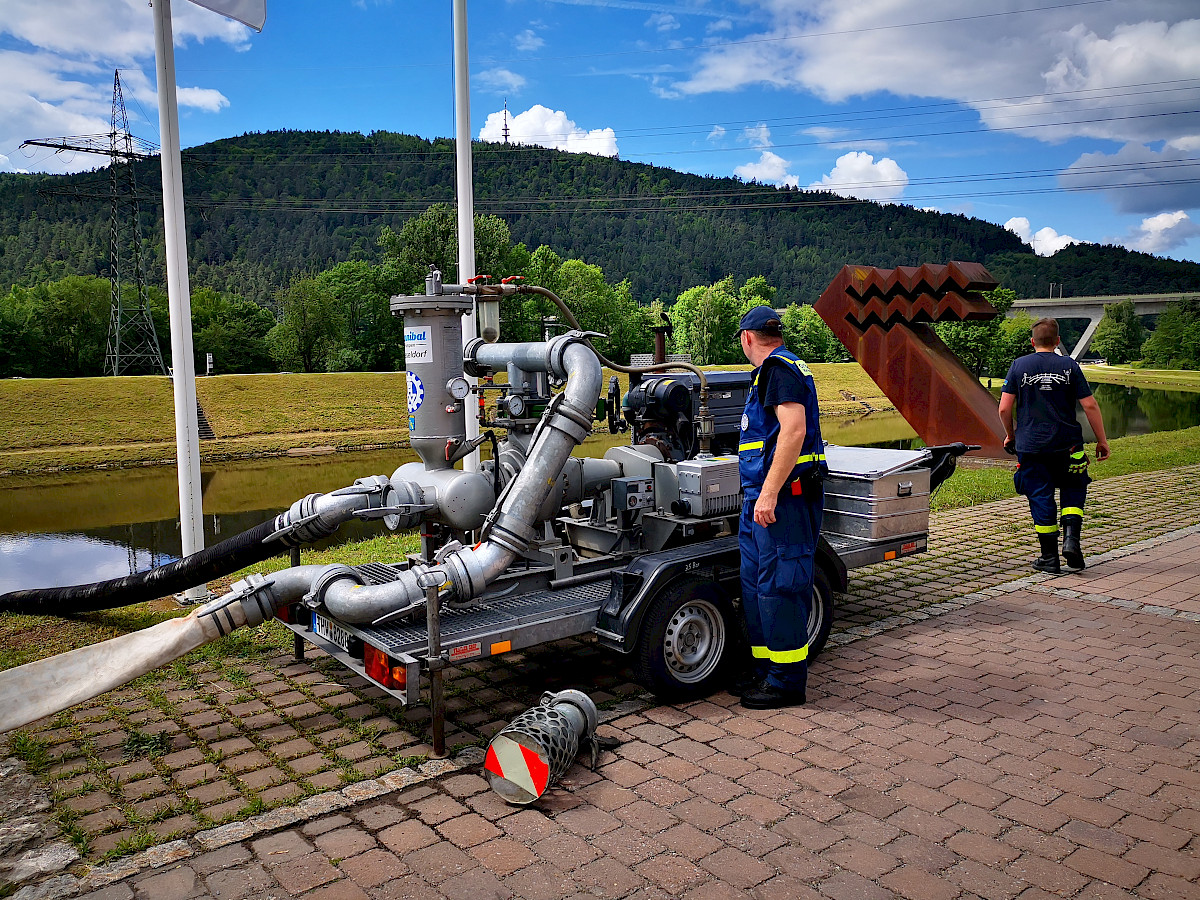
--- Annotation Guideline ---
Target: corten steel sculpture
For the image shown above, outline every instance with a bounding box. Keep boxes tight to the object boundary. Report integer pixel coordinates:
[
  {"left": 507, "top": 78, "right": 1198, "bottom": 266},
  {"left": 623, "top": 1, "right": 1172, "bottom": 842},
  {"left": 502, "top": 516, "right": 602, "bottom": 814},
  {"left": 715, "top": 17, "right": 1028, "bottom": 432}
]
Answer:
[{"left": 814, "top": 262, "right": 1008, "bottom": 457}]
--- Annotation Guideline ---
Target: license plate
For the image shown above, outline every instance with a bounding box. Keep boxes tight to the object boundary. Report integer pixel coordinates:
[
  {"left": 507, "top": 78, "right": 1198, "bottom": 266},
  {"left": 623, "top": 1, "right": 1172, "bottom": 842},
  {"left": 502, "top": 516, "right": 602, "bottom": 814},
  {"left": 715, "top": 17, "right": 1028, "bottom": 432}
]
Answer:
[{"left": 312, "top": 613, "right": 353, "bottom": 653}]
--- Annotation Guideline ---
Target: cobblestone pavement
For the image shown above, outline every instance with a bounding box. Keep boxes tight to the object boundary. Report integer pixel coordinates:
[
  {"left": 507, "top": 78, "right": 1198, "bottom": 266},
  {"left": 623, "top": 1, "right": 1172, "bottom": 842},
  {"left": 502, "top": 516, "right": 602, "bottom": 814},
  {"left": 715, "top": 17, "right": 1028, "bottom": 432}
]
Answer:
[{"left": 3, "top": 465, "right": 1200, "bottom": 898}]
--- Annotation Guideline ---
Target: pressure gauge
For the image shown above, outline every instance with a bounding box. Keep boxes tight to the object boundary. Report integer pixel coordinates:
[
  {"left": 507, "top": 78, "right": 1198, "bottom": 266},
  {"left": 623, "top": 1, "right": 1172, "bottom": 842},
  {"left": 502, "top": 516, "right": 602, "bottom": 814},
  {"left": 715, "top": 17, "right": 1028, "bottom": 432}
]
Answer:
[
  {"left": 446, "top": 377, "right": 471, "bottom": 401},
  {"left": 506, "top": 393, "right": 526, "bottom": 417}
]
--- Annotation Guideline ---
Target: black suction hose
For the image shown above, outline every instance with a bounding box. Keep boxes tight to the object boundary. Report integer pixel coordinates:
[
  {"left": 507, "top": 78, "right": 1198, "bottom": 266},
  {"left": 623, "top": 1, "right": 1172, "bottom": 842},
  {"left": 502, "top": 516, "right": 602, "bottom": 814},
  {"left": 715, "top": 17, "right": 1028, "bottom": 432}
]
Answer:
[{"left": 0, "top": 519, "right": 288, "bottom": 616}]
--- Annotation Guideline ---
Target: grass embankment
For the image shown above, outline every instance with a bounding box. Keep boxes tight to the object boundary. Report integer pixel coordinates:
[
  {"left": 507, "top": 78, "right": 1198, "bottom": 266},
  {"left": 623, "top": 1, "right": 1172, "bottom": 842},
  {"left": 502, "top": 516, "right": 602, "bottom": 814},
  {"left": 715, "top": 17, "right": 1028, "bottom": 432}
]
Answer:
[
  {"left": 0, "top": 364, "right": 894, "bottom": 475},
  {"left": 1081, "top": 364, "right": 1200, "bottom": 392}
]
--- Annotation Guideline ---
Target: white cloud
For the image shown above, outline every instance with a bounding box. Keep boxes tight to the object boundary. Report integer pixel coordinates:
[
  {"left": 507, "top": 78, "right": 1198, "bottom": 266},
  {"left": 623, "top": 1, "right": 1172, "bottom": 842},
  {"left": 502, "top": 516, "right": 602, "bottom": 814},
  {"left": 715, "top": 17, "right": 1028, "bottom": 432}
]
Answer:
[
  {"left": 735, "top": 151, "right": 798, "bottom": 188},
  {"left": 479, "top": 104, "right": 618, "bottom": 157},
  {"left": 0, "top": 0, "right": 251, "bottom": 174},
  {"left": 740, "top": 123, "right": 772, "bottom": 149},
  {"left": 1005, "top": 216, "right": 1079, "bottom": 256},
  {"left": 476, "top": 68, "right": 527, "bottom": 94},
  {"left": 646, "top": 13, "right": 679, "bottom": 32},
  {"left": 809, "top": 151, "right": 907, "bottom": 202},
  {"left": 513, "top": 29, "right": 544, "bottom": 52},
  {"left": 1125, "top": 211, "right": 1200, "bottom": 255},
  {"left": 707, "top": 19, "right": 733, "bottom": 34},
  {"left": 707, "top": 125, "right": 726, "bottom": 142},
  {"left": 669, "top": 2, "right": 1200, "bottom": 216}
]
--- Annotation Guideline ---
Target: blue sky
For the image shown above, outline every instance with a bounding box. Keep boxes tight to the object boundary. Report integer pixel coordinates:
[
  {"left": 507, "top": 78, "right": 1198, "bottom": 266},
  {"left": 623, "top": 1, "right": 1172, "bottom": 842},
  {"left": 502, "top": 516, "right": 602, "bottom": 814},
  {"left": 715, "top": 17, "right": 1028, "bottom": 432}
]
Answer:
[{"left": 3, "top": 0, "right": 1200, "bottom": 272}]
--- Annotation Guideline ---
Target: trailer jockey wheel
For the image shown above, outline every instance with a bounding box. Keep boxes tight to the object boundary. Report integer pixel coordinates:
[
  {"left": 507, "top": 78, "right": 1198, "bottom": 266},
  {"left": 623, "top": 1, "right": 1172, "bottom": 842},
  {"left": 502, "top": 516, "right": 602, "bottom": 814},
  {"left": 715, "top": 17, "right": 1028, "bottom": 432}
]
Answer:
[
  {"left": 806, "top": 566, "right": 835, "bottom": 661},
  {"left": 634, "top": 577, "right": 736, "bottom": 700}
]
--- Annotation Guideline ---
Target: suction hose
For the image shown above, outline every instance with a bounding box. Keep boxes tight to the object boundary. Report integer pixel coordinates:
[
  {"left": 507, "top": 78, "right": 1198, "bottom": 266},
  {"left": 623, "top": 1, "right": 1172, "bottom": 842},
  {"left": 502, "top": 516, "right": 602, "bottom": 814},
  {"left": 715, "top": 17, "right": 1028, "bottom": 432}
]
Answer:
[
  {"left": 0, "top": 475, "right": 412, "bottom": 617},
  {"left": 0, "top": 567, "right": 321, "bottom": 733}
]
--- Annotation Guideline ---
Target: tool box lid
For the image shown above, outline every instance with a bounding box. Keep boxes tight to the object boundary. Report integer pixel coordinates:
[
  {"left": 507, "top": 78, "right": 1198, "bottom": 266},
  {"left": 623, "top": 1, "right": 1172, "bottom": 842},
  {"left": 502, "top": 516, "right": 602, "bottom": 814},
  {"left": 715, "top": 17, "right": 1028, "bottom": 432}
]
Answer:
[{"left": 824, "top": 445, "right": 932, "bottom": 480}]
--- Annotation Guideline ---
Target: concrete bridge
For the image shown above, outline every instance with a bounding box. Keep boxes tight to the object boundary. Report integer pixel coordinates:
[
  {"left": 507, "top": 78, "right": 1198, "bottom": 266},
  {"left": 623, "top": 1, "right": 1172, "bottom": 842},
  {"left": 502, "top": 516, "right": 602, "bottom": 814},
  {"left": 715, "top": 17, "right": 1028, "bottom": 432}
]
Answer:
[{"left": 1009, "top": 292, "right": 1196, "bottom": 359}]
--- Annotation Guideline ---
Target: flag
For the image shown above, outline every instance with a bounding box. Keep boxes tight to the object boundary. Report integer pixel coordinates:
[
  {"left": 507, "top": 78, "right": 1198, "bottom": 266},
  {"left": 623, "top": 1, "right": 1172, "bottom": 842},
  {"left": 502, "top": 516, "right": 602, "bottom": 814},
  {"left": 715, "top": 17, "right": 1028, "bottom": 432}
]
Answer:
[{"left": 188, "top": 0, "right": 266, "bottom": 31}]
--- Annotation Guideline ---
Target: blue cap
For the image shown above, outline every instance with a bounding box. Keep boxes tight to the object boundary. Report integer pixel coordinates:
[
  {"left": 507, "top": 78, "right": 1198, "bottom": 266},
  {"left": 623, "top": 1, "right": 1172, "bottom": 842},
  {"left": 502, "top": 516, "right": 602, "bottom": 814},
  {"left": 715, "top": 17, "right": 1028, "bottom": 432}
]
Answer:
[{"left": 737, "top": 306, "right": 783, "bottom": 334}]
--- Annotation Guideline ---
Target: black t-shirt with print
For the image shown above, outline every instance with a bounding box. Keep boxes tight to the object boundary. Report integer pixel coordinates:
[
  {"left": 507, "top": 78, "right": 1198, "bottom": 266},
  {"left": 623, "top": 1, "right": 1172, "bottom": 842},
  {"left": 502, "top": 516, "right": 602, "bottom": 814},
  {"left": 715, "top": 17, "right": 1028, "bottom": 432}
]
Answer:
[{"left": 1002, "top": 351, "right": 1093, "bottom": 454}]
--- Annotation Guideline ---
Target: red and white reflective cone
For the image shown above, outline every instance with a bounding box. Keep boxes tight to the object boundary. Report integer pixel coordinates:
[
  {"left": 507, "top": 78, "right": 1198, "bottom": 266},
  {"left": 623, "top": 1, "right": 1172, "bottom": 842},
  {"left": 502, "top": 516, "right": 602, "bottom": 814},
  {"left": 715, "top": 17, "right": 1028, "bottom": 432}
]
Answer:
[{"left": 484, "top": 689, "right": 598, "bottom": 804}]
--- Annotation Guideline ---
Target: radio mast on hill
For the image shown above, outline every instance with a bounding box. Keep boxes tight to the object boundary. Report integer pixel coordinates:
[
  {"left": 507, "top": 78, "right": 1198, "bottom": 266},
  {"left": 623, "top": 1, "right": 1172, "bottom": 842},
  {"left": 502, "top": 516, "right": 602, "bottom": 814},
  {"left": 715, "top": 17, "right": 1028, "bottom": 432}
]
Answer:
[{"left": 22, "top": 71, "right": 167, "bottom": 376}]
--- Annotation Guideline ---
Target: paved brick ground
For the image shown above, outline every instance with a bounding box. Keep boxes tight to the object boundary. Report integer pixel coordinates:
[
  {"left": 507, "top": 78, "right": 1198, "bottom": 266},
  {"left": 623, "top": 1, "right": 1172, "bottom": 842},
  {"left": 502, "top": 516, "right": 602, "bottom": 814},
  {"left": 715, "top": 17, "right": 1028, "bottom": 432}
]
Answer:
[{"left": 4, "top": 465, "right": 1200, "bottom": 898}]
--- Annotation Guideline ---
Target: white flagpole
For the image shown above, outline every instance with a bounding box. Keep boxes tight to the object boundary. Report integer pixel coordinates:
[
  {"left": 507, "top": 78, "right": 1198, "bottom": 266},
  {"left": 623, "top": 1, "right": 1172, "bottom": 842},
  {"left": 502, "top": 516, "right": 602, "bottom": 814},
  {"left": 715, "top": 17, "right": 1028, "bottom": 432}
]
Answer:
[
  {"left": 151, "top": 0, "right": 207, "bottom": 599},
  {"left": 452, "top": 0, "right": 480, "bottom": 473}
]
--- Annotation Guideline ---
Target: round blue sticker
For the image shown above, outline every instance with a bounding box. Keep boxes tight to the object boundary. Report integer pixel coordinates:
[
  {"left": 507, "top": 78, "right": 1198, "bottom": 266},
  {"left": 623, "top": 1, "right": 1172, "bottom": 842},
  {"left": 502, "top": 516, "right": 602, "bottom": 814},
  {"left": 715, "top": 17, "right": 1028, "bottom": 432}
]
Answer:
[{"left": 406, "top": 371, "right": 425, "bottom": 414}]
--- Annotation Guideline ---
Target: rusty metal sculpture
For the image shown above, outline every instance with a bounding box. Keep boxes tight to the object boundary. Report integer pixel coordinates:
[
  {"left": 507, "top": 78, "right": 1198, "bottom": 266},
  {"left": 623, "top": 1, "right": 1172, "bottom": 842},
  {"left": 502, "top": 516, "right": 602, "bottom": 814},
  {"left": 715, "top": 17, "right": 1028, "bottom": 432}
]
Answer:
[{"left": 814, "top": 262, "right": 1007, "bottom": 457}]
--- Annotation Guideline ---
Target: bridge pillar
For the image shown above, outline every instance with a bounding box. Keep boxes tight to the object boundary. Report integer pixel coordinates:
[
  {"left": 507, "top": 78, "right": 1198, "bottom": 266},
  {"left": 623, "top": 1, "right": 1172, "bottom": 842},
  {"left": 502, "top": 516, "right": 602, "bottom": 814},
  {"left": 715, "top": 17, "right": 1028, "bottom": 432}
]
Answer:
[{"left": 1070, "top": 317, "right": 1102, "bottom": 360}]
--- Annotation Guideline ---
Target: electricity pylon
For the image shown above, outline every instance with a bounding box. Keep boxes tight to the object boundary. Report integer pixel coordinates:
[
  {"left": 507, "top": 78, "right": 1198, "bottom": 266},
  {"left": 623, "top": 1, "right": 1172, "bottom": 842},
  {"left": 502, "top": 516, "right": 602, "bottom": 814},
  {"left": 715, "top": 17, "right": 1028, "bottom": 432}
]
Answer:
[{"left": 23, "top": 71, "right": 167, "bottom": 375}]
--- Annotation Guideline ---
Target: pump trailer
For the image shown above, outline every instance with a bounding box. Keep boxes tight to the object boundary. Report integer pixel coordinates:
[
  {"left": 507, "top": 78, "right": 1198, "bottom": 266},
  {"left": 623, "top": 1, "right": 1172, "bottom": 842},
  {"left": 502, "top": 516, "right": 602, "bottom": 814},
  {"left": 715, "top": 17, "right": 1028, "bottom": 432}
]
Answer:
[{"left": 0, "top": 272, "right": 970, "bottom": 746}]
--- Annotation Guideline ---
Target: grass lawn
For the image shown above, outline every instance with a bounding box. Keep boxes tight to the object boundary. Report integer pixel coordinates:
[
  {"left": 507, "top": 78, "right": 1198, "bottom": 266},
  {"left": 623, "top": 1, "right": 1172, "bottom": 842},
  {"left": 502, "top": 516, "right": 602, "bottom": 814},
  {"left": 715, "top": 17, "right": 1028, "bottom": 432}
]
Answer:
[{"left": 1081, "top": 364, "right": 1200, "bottom": 392}]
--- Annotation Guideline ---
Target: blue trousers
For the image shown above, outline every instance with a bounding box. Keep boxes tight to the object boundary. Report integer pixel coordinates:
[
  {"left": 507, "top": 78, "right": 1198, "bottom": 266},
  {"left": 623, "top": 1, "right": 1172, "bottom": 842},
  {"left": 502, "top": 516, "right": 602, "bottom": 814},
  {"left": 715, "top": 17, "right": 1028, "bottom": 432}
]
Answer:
[
  {"left": 738, "top": 486, "right": 822, "bottom": 691},
  {"left": 1014, "top": 447, "right": 1090, "bottom": 532}
]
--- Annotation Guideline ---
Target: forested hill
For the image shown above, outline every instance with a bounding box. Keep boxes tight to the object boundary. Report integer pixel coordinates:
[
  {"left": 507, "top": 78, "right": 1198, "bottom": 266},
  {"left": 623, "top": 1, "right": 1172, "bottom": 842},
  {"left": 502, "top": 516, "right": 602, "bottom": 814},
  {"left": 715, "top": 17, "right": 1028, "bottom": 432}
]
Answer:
[{"left": 3, "top": 128, "right": 1200, "bottom": 305}]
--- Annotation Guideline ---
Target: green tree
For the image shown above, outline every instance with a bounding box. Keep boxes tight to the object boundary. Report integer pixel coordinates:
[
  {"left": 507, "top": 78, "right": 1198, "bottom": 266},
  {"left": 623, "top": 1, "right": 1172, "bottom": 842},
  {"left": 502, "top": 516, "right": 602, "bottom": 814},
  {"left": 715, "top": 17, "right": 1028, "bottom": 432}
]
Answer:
[
  {"left": 1140, "top": 297, "right": 1200, "bottom": 369},
  {"left": 669, "top": 277, "right": 741, "bottom": 365},
  {"left": 738, "top": 275, "right": 776, "bottom": 313},
  {"left": 933, "top": 287, "right": 1017, "bottom": 376},
  {"left": 2, "top": 275, "right": 111, "bottom": 376},
  {"left": 268, "top": 277, "right": 342, "bottom": 372},
  {"left": 989, "top": 310, "right": 1035, "bottom": 376},
  {"left": 190, "top": 288, "right": 277, "bottom": 374},
  {"left": 781, "top": 304, "right": 844, "bottom": 362},
  {"left": 1090, "top": 299, "right": 1147, "bottom": 364},
  {"left": 378, "top": 203, "right": 523, "bottom": 292}
]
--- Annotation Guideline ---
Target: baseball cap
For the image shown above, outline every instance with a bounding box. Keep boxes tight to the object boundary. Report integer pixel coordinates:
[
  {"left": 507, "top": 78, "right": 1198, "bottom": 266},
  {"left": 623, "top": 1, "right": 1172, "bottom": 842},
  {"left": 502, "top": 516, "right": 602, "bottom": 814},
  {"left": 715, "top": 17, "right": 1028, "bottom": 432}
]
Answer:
[{"left": 737, "top": 306, "right": 783, "bottom": 335}]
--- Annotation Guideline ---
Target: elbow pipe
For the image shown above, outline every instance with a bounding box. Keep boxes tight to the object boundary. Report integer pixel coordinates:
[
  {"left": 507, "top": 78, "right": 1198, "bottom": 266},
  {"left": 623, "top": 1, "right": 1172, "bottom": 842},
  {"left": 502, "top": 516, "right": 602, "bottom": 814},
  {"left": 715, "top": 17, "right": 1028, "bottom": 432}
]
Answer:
[
  {"left": 322, "top": 339, "right": 604, "bottom": 624},
  {"left": 0, "top": 476, "right": 399, "bottom": 616}
]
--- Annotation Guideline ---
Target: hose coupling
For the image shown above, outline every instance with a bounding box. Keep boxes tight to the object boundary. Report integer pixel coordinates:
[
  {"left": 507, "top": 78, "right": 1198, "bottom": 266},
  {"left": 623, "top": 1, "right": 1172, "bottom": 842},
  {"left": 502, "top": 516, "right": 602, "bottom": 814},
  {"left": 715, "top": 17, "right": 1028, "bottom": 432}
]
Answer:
[
  {"left": 197, "top": 573, "right": 278, "bottom": 637},
  {"left": 303, "top": 565, "right": 364, "bottom": 610}
]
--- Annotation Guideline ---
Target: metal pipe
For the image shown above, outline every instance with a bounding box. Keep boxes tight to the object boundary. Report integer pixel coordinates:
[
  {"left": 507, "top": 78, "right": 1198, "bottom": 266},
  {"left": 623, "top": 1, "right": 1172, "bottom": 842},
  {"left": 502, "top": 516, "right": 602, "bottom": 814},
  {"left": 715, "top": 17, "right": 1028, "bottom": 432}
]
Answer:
[
  {"left": 151, "top": 0, "right": 205, "bottom": 600},
  {"left": 426, "top": 578, "right": 446, "bottom": 758},
  {"left": 321, "top": 338, "right": 603, "bottom": 623}
]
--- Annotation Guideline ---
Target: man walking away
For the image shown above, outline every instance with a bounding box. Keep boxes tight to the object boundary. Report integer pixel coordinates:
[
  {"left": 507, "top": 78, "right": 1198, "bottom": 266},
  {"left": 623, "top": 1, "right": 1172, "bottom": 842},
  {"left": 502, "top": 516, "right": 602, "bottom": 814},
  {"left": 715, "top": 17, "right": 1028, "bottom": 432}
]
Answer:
[
  {"left": 734, "top": 306, "right": 827, "bottom": 709},
  {"left": 998, "top": 317, "right": 1110, "bottom": 574}
]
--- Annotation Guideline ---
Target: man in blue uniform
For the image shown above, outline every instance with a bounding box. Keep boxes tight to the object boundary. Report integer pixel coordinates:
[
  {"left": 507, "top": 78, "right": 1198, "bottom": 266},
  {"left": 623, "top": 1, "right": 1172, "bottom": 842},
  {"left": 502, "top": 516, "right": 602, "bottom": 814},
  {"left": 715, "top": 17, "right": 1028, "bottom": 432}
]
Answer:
[
  {"left": 999, "top": 317, "right": 1110, "bottom": 574},
  {"left": 734, "top": 305, "right": 827, "bottom": 710}
]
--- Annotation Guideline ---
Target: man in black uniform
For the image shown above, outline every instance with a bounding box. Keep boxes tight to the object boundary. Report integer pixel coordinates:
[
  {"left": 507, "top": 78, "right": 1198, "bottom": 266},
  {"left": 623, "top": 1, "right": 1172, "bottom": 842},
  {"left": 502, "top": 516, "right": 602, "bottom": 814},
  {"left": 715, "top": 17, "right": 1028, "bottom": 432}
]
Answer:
[
  {"left": 998, "top": 317, "right": 1110, "bottom": 573},
  {"left": 734, "top": 306, "right": 827, "bottom": 709}
]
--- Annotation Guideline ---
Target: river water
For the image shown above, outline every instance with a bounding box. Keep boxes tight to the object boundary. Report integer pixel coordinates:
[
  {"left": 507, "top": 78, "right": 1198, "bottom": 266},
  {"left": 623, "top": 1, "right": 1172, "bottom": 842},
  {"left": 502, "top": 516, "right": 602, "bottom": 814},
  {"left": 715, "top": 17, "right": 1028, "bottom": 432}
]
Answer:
[{"left": 2, "top": 382, "right": 1198, "bottom": 593}]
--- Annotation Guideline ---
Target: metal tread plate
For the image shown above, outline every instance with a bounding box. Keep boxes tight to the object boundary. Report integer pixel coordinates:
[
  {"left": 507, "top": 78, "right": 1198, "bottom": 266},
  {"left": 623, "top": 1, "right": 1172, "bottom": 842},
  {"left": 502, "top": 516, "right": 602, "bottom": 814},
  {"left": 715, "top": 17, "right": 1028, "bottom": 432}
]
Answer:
[{"left": 346, "top": 569, "right": 611, "bottom": 657}]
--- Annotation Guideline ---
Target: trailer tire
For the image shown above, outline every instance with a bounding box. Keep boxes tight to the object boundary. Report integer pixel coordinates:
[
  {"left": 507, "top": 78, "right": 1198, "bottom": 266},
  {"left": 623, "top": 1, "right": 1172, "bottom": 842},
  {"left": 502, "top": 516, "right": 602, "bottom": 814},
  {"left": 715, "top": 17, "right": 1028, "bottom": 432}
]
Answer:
[
  {"left": 807, "top": 566, "right": 835, "bottom": 660},
  {"left": 633, "top": 577, "right": 736, "bottom": 701}
]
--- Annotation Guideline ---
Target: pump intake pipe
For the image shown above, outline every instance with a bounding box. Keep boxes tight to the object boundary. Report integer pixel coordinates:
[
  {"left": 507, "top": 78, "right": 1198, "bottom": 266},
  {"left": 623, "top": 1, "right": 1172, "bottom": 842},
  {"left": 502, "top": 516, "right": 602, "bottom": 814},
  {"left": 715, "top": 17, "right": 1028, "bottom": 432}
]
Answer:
[
  {"left": 0, "top": 475, "right": 425, "bottom": 616},
  {"left": 320, "top": 333, "right": 604, "bottom": 623}
]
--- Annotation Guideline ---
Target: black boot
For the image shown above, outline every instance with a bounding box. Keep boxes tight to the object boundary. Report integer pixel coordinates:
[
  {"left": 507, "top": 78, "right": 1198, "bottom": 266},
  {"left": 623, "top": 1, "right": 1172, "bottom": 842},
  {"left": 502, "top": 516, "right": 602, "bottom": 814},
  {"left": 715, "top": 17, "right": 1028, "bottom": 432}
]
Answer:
[
  {"left": 728, "top": 667, "right": 766, "bottom": 697},
  {"left": 1033, "top": 530, "right": 1061, "bottom": 574},
  {"left": 1061, "top": 516, "right": 1085, "bottom": 571}
]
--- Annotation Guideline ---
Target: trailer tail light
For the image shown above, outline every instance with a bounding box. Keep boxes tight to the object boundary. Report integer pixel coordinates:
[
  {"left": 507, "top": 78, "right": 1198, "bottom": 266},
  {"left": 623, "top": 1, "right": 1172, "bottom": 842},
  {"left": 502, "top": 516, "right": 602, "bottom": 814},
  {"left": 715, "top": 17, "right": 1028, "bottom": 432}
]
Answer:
[
  {"left": 363, "top": 644, "right": 406, "bottom": 690},
  {"left": 276, "top": 602, "right": 295, "bottom": 624}
]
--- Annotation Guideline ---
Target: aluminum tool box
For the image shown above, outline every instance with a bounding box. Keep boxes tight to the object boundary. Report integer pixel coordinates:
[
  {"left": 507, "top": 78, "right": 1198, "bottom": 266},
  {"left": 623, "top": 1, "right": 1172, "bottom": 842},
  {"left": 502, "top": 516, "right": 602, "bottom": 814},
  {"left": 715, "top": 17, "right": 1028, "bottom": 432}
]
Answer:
[{"left": 822, "top": 445, "right": 932, "bottom": 541}]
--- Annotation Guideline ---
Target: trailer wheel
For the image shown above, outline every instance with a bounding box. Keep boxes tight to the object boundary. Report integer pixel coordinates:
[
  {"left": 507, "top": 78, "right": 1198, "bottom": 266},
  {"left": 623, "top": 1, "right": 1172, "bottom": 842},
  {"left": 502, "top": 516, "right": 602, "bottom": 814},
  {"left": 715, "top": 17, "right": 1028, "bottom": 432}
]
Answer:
[
  {"left": 807, "top": 566, "right": 835, "bottom": 660},
  {"left": 633, "top": 577, "right": 736, "bottom": 700}
]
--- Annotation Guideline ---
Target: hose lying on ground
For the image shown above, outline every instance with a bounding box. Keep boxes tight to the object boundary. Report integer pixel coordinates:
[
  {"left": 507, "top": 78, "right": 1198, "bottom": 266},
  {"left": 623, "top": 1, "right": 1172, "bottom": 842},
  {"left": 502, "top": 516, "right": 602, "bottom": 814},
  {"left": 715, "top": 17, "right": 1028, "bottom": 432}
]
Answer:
[{"left": 0, "top": 519, "right": 288, "bottom": 616}]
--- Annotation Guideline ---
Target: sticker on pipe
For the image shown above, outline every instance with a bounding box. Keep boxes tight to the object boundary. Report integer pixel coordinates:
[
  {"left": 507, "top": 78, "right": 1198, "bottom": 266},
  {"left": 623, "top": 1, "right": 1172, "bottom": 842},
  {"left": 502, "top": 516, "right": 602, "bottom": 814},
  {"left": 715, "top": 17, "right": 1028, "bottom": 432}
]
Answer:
[
  {"left": 406, "top": 372, "right": 425, "bottom": 413},
  {"left": 404, "top": 325, "right": 432, "bottom": 364}
]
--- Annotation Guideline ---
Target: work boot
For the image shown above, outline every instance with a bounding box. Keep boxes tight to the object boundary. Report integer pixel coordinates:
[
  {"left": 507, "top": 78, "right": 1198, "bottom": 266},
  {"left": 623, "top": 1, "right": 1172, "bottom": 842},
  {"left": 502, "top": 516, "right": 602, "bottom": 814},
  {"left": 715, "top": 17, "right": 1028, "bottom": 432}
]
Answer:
[
  {"left": 1061, "top": 517, "right": 1085, "bottom": 571},
  {"left": 1033, "top": 530, "right": 1061, "bottom": 574},
  {"left": 728, "top": 667, "right": 766, "bottom": 697},
  {"left": 740, "top": 683, "right": 806, "bottom": 710}
]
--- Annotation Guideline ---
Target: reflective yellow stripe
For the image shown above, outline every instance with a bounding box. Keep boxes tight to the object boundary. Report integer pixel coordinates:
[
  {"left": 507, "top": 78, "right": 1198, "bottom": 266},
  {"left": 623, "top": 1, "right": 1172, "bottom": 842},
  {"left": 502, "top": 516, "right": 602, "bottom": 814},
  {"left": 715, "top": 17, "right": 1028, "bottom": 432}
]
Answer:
[
  {"left": 1035, "top": 524, "right": 1059, "bottom": 534},
  {"left": 795, "top": 452, "right": 827, "bottom": 465},
  {"left": 751, "top": 644, "right": 810, "bottom": 663},
  {"left": 739, "top": 441, "right": 764, "bottom": 451},
  {"left": 1062, "top": 507, "right": 1084, "bottom": 517}
]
